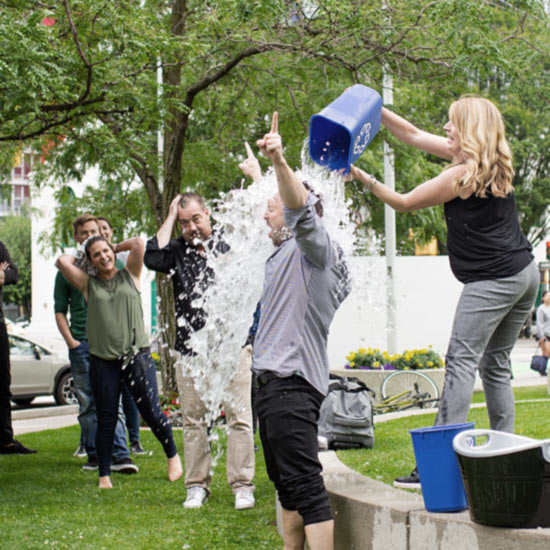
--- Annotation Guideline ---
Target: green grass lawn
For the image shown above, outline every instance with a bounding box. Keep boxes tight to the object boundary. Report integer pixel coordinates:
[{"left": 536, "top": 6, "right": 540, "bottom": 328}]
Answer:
[
  {"left": 0, "top": 427, "right": 280, "bottom": 550},
  {"left": 4, "top": 386, "right": 548, "bottom": 549},
  {"left": 338, "top": 385, "right": 550, "bottom": 486}
]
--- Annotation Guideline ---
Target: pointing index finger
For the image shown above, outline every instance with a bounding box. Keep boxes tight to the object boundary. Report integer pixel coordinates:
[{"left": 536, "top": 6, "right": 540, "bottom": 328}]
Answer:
[
  {"left": 244, "top": 141, "right": 254, "bottom": 159},
  {"left": 270, "top": 111, "right": 278, "bottom": 134}
]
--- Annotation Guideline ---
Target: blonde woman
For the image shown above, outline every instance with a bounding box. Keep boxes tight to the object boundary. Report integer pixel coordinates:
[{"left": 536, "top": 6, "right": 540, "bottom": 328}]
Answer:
[{"left": 350, "top": 96, "right": 538, "bottom": 488}]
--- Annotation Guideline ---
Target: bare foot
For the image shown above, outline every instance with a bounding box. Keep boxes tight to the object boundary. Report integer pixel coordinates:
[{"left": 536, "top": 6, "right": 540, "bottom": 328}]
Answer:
[
  {"left": 99, "top": 476, "right": 113, "bottom": 489},
  {"left": 168, "top": 455, "right": 183, "bottom": 482}
]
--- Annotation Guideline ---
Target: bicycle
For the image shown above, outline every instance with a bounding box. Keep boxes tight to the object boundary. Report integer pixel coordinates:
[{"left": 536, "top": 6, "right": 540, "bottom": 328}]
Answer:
[{"left": 373, "top": 370, "right": 440, "bottom": 414}]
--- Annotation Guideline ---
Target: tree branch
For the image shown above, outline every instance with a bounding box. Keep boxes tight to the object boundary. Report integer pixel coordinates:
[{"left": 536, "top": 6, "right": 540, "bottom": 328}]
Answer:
[{"left": 62, "top": 0, "right": 93, "bottom": 109}]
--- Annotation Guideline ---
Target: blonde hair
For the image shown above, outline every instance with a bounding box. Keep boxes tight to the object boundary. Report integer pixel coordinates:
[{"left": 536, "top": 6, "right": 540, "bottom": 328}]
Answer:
[{"left": 447, "top": 96, "right": 514, "bottom": 199}]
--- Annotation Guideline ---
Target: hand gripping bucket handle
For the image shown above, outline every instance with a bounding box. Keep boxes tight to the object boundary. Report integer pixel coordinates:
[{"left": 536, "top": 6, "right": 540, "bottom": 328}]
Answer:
[{"left": 453, "top": 429, "right": 550, "bottom": 462}]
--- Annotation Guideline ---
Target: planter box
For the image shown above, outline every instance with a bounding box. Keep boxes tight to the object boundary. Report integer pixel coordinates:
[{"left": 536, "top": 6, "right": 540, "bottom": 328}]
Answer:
[{"left": 330, "top": 368, "right": 445, "bottom": 404}]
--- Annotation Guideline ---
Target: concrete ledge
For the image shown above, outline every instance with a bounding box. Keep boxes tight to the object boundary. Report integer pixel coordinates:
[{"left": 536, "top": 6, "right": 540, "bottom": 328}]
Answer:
[
  {"left": 314, "top": 451, "right": 550, "bottom": 550},
  {"left": 12, "top": 404, "right": 78, "bottom": 420}
]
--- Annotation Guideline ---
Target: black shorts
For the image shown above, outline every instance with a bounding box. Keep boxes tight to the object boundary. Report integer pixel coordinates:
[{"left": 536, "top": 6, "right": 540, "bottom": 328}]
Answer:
[{"left": 254, "top": 374, "right": 332, "bottom": 526}]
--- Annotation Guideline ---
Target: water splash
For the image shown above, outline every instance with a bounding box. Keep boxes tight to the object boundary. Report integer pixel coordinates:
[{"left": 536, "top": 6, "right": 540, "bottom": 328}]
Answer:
[{"left": 175, "top": 144, "right": 388, "bottom": 453}]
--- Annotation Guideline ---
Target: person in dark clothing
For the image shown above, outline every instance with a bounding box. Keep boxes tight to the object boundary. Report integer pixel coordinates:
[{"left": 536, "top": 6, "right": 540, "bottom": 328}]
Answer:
[
  {"left": 350, "top": 96, "right": 539, "bottom": 488},
  {"left": 0, "top": 241, "right": 36, "bottom": 455},
  {"left": 144, "top": 193, "right": 256, "bottom": 510}
]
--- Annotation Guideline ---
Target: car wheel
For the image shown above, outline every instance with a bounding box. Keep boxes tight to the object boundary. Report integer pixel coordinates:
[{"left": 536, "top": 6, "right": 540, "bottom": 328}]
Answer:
[
  {"left": 55, "top": 372, "right": 78, "bottom": 405},
  {"left": 12, "top": 397, "right": 35, "bottom": 406}
]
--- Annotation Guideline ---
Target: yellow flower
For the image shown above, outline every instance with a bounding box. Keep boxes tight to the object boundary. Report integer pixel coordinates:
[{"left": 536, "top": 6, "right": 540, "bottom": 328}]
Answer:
[
  {"left": 373, "top": 361, "right": 380, "bottom": 367},
  {"left": 358, "top": 347, "right": 366, "bottom": 355},
  {"left": 427, "top": 361, "right": 434, "bottom": 367},
  {"left": 349, "top": 361, "right": 355, "bottom": 367}
]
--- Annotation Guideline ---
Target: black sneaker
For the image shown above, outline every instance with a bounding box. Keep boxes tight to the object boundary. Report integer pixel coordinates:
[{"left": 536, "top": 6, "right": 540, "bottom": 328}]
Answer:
[
  {"left": 82, "top": 457, "right": 99, "bottom": 471},
  {"left": 0, "top": 439, "right": 37, "bottom": 455},
  {"left": 111, "top": 457, "right": 139, "bottom": 474},
  {"left": 130, "top": 441, "right": 147, "bottom": 455},
  {"left": 393, "top": 467, "right": 421, "bottom": 489}
]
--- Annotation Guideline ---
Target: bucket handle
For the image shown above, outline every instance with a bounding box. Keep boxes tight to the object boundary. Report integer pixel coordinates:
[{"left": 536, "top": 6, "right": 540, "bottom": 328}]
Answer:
[{"left": 453, "top": 429, "right": 491, "bottom": 454}]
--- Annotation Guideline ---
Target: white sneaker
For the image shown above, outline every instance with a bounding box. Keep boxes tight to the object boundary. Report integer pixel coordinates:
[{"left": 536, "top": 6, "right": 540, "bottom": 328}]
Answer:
[
  {"left": 183, "top": 487, "right": 208, "bottom": 509},
  {"left": 73, "top": 444, "right": 87, "bottom": 458},
  {"left": 234, "top": 489, "right": 255, "bottom": 510}
]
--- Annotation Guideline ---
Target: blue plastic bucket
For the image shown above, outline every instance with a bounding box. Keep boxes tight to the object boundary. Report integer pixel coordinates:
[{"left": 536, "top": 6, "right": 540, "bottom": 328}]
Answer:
[
  {"left": 410, "top": 422, "right": 475, "bottom": 512},
  {"left": 309, "top": 84, "right": 382, "bottom": 174}
]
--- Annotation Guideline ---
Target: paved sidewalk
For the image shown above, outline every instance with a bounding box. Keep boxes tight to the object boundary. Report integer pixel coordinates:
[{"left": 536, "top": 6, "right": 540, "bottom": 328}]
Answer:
[
  {"left": 12, "top": 403, "right": 78, "bottom": 436},
  {"left": 475, "top": 336, "right": 547, "bottom": 390}
]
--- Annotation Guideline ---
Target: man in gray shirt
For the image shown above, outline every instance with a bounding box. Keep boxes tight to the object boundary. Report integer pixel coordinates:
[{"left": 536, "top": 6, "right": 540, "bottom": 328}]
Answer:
[{"left": 251, "top": 113, "right": 350, "bottom": 550}]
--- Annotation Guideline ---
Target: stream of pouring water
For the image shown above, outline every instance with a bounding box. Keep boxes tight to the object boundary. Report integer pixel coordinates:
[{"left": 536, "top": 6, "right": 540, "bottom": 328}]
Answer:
[{"left": 169, "top": 147, "right": 386, "bottom": 468}]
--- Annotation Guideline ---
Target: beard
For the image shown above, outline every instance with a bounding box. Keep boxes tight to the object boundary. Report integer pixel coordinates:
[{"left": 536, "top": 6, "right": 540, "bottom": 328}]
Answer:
[{"left": 270, "top": 225, "right": 292, "bottom": 247}]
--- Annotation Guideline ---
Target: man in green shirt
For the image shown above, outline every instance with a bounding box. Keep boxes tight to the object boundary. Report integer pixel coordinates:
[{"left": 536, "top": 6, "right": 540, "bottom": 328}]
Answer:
[{"left": 54, "top": 214, "right": 136, "bottom": 473}]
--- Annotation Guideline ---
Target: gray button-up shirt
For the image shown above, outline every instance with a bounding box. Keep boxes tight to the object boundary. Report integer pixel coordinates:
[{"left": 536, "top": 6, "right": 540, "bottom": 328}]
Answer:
[{"left": 251, "top": 194, "right": 351, "bottom": 395}]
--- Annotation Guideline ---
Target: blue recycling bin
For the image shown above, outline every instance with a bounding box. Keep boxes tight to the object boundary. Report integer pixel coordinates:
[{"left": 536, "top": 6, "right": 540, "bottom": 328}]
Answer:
[
  {"left": 410, "top": 422, "right": 475, "bottom": 513},
  {"left": 309, "top": 84, "right": 382, "bottom": 174}
]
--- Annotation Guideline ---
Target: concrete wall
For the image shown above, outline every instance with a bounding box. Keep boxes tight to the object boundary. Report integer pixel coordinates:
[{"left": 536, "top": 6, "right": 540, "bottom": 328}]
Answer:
[{"left": 277, "top": 451, "right": 550, "bottom": 550}]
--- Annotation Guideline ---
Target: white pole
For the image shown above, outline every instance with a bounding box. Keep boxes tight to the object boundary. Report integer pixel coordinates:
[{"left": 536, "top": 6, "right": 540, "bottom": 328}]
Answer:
[
  {"left": 383, "top": 65, "right": 397, "bottom": 354},
  {"left": 157, "top": 59, "right": 164, "bottom": 194}
]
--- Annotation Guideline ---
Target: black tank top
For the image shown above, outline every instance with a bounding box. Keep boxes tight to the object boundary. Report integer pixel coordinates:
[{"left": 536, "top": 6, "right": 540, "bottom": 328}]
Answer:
[{"left": 444, "top": 192, "right": 533, "bottom": 284}]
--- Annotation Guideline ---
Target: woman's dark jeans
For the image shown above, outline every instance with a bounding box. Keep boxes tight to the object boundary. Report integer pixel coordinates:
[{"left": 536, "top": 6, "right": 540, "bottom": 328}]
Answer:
[
  {"left": 89, "top": 349, "right": 177, "bottom": 476},
  {"left": 121, "top": 382, "right": 141, "bottom": 444}
]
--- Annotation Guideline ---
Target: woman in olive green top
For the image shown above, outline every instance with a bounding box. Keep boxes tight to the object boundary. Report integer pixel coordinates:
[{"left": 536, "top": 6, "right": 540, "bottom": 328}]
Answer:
[{"left": 56, "top": 236, "right": 182, "bottom": 489}]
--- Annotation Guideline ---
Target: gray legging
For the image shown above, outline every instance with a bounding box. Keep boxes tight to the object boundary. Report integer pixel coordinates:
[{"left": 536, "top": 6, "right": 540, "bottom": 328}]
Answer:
[{"left": 435, "top": 260, "right": 539, "bottom": 433}]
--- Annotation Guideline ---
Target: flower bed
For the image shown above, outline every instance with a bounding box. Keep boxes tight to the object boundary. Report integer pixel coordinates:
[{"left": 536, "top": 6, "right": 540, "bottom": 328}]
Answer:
[
  {"left": 345, "top": 346, "right": 444, "bottom": 371},
  {"left": 159, "top": 391, "right": 182, "bottom": 427}
]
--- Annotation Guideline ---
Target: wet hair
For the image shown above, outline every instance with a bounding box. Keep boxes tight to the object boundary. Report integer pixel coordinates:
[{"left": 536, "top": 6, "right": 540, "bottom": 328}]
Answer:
[
  {"left": 178, "top": 192, "right": 206, "bottom": 210},
  {"left": 303, "top": 181, "right": 324, "bottom": 218},
  {"left": 84, "top": 235, "right": 114, "bottom": 260},
  {"left": 96, "top": 216, "right": 112, "bottom": 229},
  {"left": 73, "top": 213, "right": 99, "bottom": 235},
  {"left": 446, "top": 96, "right": 514, "bottom": 199}
]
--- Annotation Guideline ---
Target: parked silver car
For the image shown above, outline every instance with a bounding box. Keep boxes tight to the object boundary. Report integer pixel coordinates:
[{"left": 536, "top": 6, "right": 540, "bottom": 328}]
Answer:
[{"left": 8, "top": 333, "right": 76, "bottom": 406}]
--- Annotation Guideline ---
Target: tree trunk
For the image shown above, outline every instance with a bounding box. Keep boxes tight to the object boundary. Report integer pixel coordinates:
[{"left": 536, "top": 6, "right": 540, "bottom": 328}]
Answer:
[{"left": 155, "top": 272, "right": 178, "bottom": 394}]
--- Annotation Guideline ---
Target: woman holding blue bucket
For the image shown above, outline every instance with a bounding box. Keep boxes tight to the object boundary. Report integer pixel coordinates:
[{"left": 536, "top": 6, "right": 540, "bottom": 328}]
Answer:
[{"left": 350, "top": 96, "right": 539, "bottom": 488}]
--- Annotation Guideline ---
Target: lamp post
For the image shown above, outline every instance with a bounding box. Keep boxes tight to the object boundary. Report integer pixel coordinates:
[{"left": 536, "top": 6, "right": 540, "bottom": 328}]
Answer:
[{"left": 383, "top": 64, "right": 397, "bottom": 354}]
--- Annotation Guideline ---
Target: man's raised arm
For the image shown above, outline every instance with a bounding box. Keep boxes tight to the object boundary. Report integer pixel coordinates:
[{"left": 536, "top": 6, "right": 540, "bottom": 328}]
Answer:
[{"left": 256, "top": 112, "right": 308, "bottom": 210}]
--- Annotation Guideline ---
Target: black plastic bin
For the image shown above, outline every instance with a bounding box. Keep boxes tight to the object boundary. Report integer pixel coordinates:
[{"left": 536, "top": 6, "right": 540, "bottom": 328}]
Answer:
[{"left": 453, "top": 429, "right": 550, "bottom": 528}]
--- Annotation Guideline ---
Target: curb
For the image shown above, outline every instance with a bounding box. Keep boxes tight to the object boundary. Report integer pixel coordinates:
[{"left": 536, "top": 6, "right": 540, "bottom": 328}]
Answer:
[
  {"left": 12, "top": 404, "right": 79, "bottom": 420},
  {"left": 317, "top": 451, "right": 550, "bottom": 550}
]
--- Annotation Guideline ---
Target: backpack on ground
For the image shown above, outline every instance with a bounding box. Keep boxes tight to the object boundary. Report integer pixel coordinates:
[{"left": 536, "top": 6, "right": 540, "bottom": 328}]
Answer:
[{"left": 318, "top": 374, "right": 375, "bottom": 450}]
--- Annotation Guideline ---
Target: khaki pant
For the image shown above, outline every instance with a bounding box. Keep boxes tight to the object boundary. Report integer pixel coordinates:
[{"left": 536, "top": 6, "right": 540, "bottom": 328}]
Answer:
[{"left": 175, "top": 345, "right": 255, "bottom": 493}]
